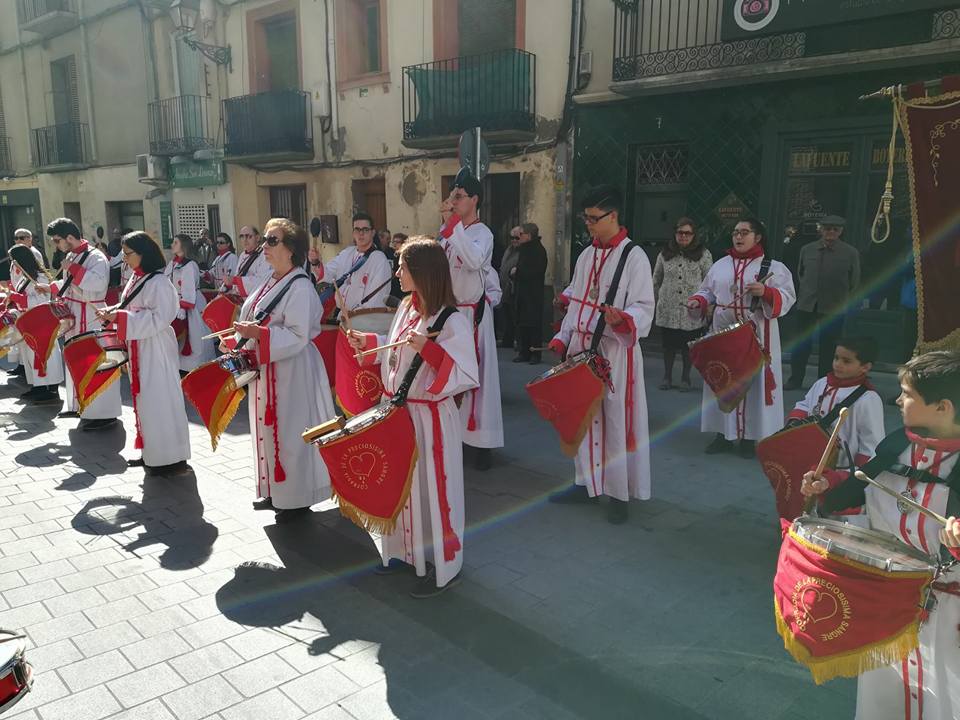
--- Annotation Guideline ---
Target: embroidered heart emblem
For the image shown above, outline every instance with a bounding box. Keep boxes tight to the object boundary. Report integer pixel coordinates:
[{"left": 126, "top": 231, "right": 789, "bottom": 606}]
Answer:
[
  {"left": 704, "top": 361, "right": 732, "bottom": 388},
  {"left": 533, "top": 399, "right": 559, "bottom": 421},
  {"left": 763, "top": 461, "right": 790, "bottom": 500},
  {"left": 348, "top": 451, "right": 377, "bottom": 481},
  {"left": 799, "top": 586, "right": 839, "bottom": 624},
  {"left": 356, "top": 371, "right": 382, "bottom": 399}
]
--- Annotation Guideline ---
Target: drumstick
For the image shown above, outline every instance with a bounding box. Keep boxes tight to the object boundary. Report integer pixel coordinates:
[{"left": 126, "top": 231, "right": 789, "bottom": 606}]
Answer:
[
  {"left": 854, "top": 470, "right": 949, "bottom": 527},
  {"left": 803, "top": 407, "right": 849, "bottom": 513},
  {"left": 529, "top": 346, "right": 557, "bottom": 353},
  {"left": 0, "top": 633, "right": 26, "bottom": 643},
  {"left": 354, "top": 331, "right": 440, "bottom": 360},
  {"left": 336, "top": 286, "right": 353, "bottom": 333},
  {"left": 201, "top": 328, "right": 237, "bottom": 340},
  {"left": 730, "top": 272, "right": 774, "bottom": 306}
]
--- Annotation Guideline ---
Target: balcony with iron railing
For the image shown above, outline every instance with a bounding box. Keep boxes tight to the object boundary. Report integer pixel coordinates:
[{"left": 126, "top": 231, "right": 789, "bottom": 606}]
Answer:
[
  {"left": 222, "top": 89, "right": 313, "bottom": 162},
  {"left": 0, "top": 137, "right": 13, "bottom": 176},
  {"left": 17, "top": 0, "right": 78, "bottom": 36},
  {"left": 402, "top": 48, "right": 537, "bottom": 149},
  {"left": 612, "top": 1, "right": 960, "bottom": 92},
  {"left": 31, "top": 122, "right": 90, "bottom": 170},
  {"left": 149, "top": 95, "right": 215, "bottom": 157}
]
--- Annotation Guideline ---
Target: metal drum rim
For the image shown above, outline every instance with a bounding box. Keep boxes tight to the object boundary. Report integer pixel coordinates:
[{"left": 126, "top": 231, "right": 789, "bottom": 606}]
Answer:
[{"left": 792, "top": 516, "right": 937, "bottom": 572}]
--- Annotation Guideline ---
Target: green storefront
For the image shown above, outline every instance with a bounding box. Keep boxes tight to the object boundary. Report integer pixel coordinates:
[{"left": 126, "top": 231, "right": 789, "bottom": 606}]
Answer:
[{"left": 572, "top": 4, "right": 960, "bottom": 364}]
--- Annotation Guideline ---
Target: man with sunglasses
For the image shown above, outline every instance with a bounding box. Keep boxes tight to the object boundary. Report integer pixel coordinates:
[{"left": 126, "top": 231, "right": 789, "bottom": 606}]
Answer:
[
  {"left": 438, "top": 169, "right": 504, "bottom": 470},
  {"left": 47, "top": 218, "right": 121, "bottom": 430},
  {"left": 547, "top": 185, "right": 655, "bottom": 524},
  {"left": 227, "top": 226, "right": 272, "bottom": 298},
  {"left": 309, "top": 211, "right": 391, "bottom": 313}
]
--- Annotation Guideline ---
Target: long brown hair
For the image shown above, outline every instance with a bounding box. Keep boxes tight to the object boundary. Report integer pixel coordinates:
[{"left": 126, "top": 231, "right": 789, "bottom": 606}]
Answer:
[
  {"left": 399, "top": 237, "right": 456, "bottom": 317},
  {"left": 661, "top": 216, "right": 705, "bottom": 261}
]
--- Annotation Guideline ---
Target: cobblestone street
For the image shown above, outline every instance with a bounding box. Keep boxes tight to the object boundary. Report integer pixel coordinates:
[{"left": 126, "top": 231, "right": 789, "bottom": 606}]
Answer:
[{"left": 0, "top": 350, "right": 905, "bottom": 719}]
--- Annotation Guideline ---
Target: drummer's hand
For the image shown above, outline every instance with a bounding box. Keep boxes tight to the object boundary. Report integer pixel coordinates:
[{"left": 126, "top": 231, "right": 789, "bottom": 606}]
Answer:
[
  {"left": 406, "top": 330, "right": 428, "bottom": 353},
  {"left": 223, "top": 274, "right": 235, "bottom": 288},
  {"left": 602, "top": 305, "right": 626, "bottom": 327},
  {"left": 233, "top": 321, "right": 262, "bottom": 340},
  {"left": 35, "top": 283, "right": 51, "bottom": 295},
  {"left": 440, "top": 196, "right": 454, "bottom": 221},
  {"left": 346, "top": 329, "right": 366, "bottom": 352},
  {"left": 308, "top": 247, "right": 320, "bottom": 264},
  {"left": 800, "top": 470, "right": 830, "bottom": 497},
  {"left": 940, "top": 516, "right": 960, "bottom": 548},
  {"left": 745, "top": 282, "right": 766, "bottom": 297},
  {"left": 98, "top": 309, "right": 117, "bottom": 323},
  {"left": 686, "top": 298, "right": 703, "bottom": 313},
  {"left": 218, "top": 340, "right": 231, "bottom": 354}
]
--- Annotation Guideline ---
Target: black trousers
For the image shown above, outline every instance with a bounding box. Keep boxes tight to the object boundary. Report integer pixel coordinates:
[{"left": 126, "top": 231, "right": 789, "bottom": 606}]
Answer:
[
  {"left": 789, "top": 309, "right": 845, "bottom": 383},
  {"left": 497, "top": 303, "right": 516, "bottom": 347},
  {"left": 517, "top": 324, "right": 542, "bottom": 359}
]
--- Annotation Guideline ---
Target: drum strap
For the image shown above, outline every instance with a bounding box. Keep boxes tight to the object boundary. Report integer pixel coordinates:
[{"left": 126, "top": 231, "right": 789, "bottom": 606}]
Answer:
[
  {"left": 360, "top": 276, "right": 393, "bottom": 305},
  {"left": 749, "top": 257, "right": 773, "bottom": 312},
  {"left": 237, "top": 249, "right": 261, "bottom": 278},
  {"left": 391, "top": 306, "right": 458, "bottom": 405},
  {"left": 56, "top": 249, "right": 91, "bottom": 299},
  {"left": 236, "top": 272, "right": 311, "bottom": 351},
  {"left": 817, "top": 386, "right": 870, "bottom": 429},
  {"left": 118, "top": 271, "right": 161, "bottom": 310},
  {"left": 589, "top": 243, "right": 636, "bottom": 353}
]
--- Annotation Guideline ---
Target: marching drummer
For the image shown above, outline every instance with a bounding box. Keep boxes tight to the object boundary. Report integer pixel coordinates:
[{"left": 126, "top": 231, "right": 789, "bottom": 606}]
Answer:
[
  {"left": 347, "top": 237, "right": 478, "bottom": 597},
  {"left": 47, "top": 217, "right": 122, "bottom": 430},
  {"left": 165, "top": 234, "right": 215, "bottom": 375},
  {"left": 228, "top": 226, "right": 272, "bottom": 298},
  {"left": 308, "top": 211, "right": 392, "bottom": 313},
  {"left": 547, "top": 184, "right": 655, "bottom": 524},
  {"left": 687, "top": 217, "right": 796, "bottom": 458},
  {"left": 206, "top": 232, "right": 238, "bottom": 289},
  {"left": 801, "top": 350, "right": 960, "bottom": 720}
]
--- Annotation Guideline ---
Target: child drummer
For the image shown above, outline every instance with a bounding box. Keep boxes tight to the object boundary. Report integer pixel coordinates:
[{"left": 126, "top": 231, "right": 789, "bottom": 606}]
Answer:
[
  {"left": 687, "top": 217, "right": 796, "bottom": 458},
  {"left": 786, "top": 335, "right": 885, "bottom": 477},
  {"left": 802, "top": 350, "right": 960, "bottom": 719}
]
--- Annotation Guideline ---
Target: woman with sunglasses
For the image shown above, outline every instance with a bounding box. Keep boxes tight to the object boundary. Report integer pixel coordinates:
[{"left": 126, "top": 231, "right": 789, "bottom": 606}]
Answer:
[
  {"left": 686, "top": 217, "right": 796, "bottom": 458},
  {"left": 97, "top": 232, "right": 191, "bottom": 475},
  {"left": 230, "top": 219, "right": 335, "bottom": 523},
  {"left": 164, "top": 234, "right": 214, "bottom": 374},
  {"left": 207, "top": 233, "right": 238, "bottom": 290}
]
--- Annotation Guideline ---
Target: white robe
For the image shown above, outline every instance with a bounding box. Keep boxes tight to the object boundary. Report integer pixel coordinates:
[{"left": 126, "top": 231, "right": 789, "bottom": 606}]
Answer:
[
  {"left": 21, "top": 280, "right": 65, "bottom": 388},
  {"left": 788, "top": 377, "right": 885, "bottom": 468},
  {"left": 439, "top": 219, "right": 504, "bottom": 449},
  {"left": 164, "top": 259, "right": 214, "bottom": 372},
  {"left": 692, "top": 254, "right": 796, "bottom": 441},
  {"left": 239, "top": 270, "right": 335, "bottom": 510},
  {"left": 853, "top": 446, "right": 960, "bottom": 720},
  {"left": 55, "top": 247, "right": 122, "bottom": 419},
  {"left": 233, "top": 250, "right": 271, "bottom": 298},
  {"left": 316, "top": 246, "right": 392, "bottom": 311},
  {"left": 372, "top": 301, "right": 479, "bottom": 587},
  {"left": 7, "top": 247, "right": 40, "bottom": 370},
  {"left": 115, "top": 272, "right": 191, "bottom": 467},
  {"left": 208, "top": 251, "right": 238, "bottom": 289},
  {"left": 552, "top": 235, "right": 655, "bottom": 501}
]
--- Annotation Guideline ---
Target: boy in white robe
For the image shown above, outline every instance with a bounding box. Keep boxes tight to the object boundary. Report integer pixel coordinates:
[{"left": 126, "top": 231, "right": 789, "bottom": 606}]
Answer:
[
  {"left": 439, "top": 170, "right": 504, "bottom": 469},
  {"left": 548, "top": 185, "right": 655, "bottom": 524},
  {"left": 803, "top": 351, "right": 960, "bottom": 720},
  {"left": 688, "top": 217, "right": 796, "bottom": 458}
]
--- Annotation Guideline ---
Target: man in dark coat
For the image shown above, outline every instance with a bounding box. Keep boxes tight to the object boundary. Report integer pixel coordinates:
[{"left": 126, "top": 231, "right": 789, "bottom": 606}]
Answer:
[{"left": 512, "top": 222, "right": 548, "bottom": 364}]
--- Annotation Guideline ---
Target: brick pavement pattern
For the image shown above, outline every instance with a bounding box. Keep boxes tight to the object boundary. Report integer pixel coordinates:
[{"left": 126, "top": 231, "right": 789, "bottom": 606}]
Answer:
[{"left": 0, "top": 351, "right": 896, "bottom": 719}]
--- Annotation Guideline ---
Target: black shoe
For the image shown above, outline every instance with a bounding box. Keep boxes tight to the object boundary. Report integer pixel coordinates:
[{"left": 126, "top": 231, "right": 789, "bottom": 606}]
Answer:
[
  {"left": 474, "top": 448, "right": 492, "bottom": 471},
  {"left": 79, "top": 418, "right": 118, "bottom": 431},
  {"left": 7, "top": 366, "right": 25, "bottom": 377},
  {"left": 410, "top": 566, "right": 461, "bottom": 599},
  {"left": 512, "top": 355, "right": 531, "bottom": 363},
  {"left": 704, "top": 434, "right": 734, "bottom": 454},
  {"left": 19, "top": 387, "right": 41, "bottom": 400},
  {"left": 29, "top": 389, "right": 60, "bottom": 405},
  {"left": 739, "top": 440, "right": 756, "bottom": 459},
  {"left": 374, "top": 559, "right": 411, "bottom": 576},
  {"left": 57, "top": 410, "right": 80, "bottom": 419},
  {"left": 147, "top": 461, "right": 191, "bottom": 477},
  {"left": 549, "top": 485, "right": 598, "bottom": 504},
  {"left": 275, "top": 507, "right": 311, "bottom": 524},
  {"left": 252, "top": 497, "right": 274, "bottom": 511},
  {"left": 607, "top": 498, "right": 628, "bottom": 525},
  {"left": 784, "top": 378, "right": 804, "bottom": 391},
  {"left": 126, "top": 458, "right": 145, "bottom": 468}
]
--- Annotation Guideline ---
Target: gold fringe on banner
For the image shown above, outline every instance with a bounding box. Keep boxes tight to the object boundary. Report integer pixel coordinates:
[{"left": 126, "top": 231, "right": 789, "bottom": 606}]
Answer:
[{"left": 330, "top": 447, "right": 418, "bottom": 535}]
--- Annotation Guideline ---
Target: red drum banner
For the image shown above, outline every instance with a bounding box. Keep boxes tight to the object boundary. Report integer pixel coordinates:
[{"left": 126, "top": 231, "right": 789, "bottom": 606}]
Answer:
[
  {"left": 774, "top": 526, "right": 932, "bottom": 684},
  {"left": 895, "top": 77, "right": 960, "bottom": 351},
  {"left": 181, "top": 360, "right": 245, "bottom": 451},
  {"left": 201, "top": 294, "right": 242, "bottom": 335},
  {"left": 757, "top": 421, "right": 832, "bottom": 521},
  {"left": 335, "top": 329, "right": 384, "bottom": 416},
  {"left": 15, "top": 304, "right": 60, "bottom": 377},
  {"left": 63, "top": 334, "right": 121, "bottom": 414}
]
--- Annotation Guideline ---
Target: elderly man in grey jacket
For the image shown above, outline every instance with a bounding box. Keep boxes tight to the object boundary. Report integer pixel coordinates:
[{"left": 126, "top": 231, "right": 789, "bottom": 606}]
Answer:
[{"left": 786, "top": 215, "right": 861, "bottom": 389}]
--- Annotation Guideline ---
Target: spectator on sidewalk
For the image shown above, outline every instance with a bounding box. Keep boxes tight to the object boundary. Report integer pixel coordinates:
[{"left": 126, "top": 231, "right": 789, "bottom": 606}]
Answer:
[
  {"left": 512, "top": 223, "right": 547, "bottom": 364},
  {"left": 653, "top": 217, "right": 712, "bottom": 391},
  {"left": 787, "top": 215, "right": 860, "bottom": 390},
  {"left": 497, "top": 227, "right": 521, "bottom": 349}
]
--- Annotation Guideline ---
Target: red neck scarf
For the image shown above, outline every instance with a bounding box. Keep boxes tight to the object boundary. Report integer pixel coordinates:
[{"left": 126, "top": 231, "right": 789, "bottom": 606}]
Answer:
[
  {"left": 174, "top": 255, "right": 190, "bottom": 266},
  {"left": 216, "top": 246, "right": 231, "bottom": 257},
  {"left": 133, "top": 267, "right": 146, "bottom": 278},
  {"left": 410, "top": 292, "right": 422, "bottom": 314},
  {"left": 728, "top": 243, "right": 764, "bottom": 260},
  {"left": 905, "top": 428, "right": 960, "bottom": 453},
  {"left": 826, "top": 372, "right": 874, "bottom": 390},
  {"left": 73, "top": 240, "right": 90, "bottom": 253},
  {"left": 592, "top": 227, "right": 628, "bottom": 249}
]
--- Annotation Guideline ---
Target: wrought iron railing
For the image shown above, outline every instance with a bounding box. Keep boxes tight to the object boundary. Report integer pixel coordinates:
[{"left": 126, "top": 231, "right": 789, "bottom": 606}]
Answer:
[
  {"left": 17, "top": 0, "right": 76, "bottom": 23},
  {"left": 31, "top": 122, "right": 89, "bottom": 167},
  {"left": 222, "top": 89, "right": 312, "bottom": 157},
  {"left": 0, "top": 137, "right": 12, "bottom": 175},
  {"left": 148, "top": 95, "right": 215, "bottom": 156},
  {"left": 402, "top": 48, "right": 536, "bottom": 141}
]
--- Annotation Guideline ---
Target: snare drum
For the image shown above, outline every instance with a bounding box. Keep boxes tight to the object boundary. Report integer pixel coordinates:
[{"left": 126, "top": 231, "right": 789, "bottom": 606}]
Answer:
[
  {"left": 65, "top": 329, "right": 128, "bottom": 370},
  {"left": 344, "top": 307, "right": 396, "bottom": 335},
  {"left": 0, "top": 309, "right": 22, "bottom": 351},
  {"left": 217, "top": 349, "right": 259, "bottom": 388},
  {"left": 0, "top": 628, "right": 33, "bottom": 714},
  {"left": 689, "top": 321, "right": 763, "bottom": 413},
  {"left": 336, "top": 308, "right": 394, "bottom": 416}
]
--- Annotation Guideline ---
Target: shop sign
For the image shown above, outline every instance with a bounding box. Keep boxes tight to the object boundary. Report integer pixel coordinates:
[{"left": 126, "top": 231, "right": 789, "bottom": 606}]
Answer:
[
  {"left": 715, "top": 192, "right": 748, "bottom": 221},
  {"left": 789, "top": 148, "right": 851, "bottom": 174},
  {"left": 170, "top": 159, "right": 225, "bottom": 188},
  {"left": 722, "top": 0, "right": 956, "bottom": 41}
]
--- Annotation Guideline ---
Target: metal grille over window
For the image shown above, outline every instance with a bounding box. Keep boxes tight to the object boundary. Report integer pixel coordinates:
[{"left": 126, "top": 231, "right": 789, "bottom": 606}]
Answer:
[
  {"left": 635, "top": 144, "right": 688, "bottom": 186},
  {"left": 175, "top": 204, "right": 207, "bottom": 242}
]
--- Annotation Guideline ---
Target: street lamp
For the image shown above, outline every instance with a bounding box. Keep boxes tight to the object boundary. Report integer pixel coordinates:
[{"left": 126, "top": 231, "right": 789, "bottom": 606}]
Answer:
[{"left": 169, "top": 0, "right": 232, "bottom": 71}]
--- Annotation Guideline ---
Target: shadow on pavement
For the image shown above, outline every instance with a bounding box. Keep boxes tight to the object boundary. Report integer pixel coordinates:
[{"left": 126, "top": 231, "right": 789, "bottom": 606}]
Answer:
[{"left": 14, "top": 426, "right": 126, "bottom": 489}]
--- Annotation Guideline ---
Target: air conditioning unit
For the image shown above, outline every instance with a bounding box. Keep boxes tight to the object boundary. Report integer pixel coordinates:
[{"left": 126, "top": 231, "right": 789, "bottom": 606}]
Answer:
[
  {"left": 578, "top": 50, "right": 593, "bottom": 78},
  {"left": 137, "top": 154, "right": 167, "bottom": 182}
]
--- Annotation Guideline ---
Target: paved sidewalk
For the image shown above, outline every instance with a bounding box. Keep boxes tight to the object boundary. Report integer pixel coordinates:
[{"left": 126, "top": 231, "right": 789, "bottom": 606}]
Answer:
[{"left": 0, "top": 350, "right": 905, "bottom": 719}]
